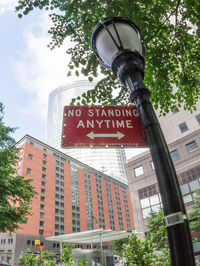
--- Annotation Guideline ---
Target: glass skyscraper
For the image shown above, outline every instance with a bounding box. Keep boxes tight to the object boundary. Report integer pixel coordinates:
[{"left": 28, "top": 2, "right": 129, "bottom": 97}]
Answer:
[{"left": 46, "top": 80, "right": 127, "bottom": 183}]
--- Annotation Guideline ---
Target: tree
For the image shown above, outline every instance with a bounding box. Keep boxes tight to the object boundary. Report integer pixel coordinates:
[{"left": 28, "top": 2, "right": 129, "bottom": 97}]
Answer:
[
  {"left": 61, "top": 242, "right": 75, "bottom": 265},
  {"left": 18, "top": 249, "right": 56, "bottom": 265},
  {"left": 146, "top": 209, "right": 168, "bottom": 249},
  {"left": 189, "top": 190, "right": 200, "bottom": 241},
  {"left": 113, "top": 237, "right": 129, "bottom": 258},
  {"left": 112, "top": 228, "right": 132, "bottom": 257},
  {"left": 0, "top": 103, "right": 37, "bottom": 232},
  {"left": 122, "top": 234, "right": 170, "bottom": 265},
  {"left": 18, "top": 249, "right": 37, "bottom": 266},
  {"left": 146, "top": 193, "right": 200, "bottom": 246},
  {"left": 16, "top": 0, "right": 200, "bottom": 113}
]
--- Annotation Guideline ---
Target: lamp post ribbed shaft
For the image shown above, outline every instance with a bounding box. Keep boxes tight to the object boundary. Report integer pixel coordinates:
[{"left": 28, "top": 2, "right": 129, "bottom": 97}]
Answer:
[
  {"left": 124, "top": 70, "right": 195, "bottom": 266},
  {"left": 91, "top": 17, "right": 195, "bottom": 265}
]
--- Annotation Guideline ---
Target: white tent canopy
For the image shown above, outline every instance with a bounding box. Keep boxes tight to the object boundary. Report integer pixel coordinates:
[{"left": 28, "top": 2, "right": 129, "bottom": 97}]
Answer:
[{"left": 45, "top": 229, "right": 131, "bottom": 244}]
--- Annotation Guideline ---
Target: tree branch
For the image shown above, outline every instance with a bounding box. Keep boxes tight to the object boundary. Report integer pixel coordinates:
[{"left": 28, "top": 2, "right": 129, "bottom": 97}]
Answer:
[{"left": 147, "top": 0, "right": 181, "bottom": 44}]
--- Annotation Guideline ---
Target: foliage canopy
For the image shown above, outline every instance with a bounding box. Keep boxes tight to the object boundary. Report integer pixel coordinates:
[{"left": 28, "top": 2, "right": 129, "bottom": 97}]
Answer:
[
  {"left": 189, "top": 190, "right": 200, "bottom": 241},
  {"left": 0, "top": 103, "right": 37, "bottom": 232},
  {"left": 122, "top": 234, "right": 170, "bottom": 265},
  {"left": 16, "top": 0, "right": 200, "bottom": 113},
  {"left": 146, "top": 209, "right": 168, "bottom": 249},
  {"left": 18, "top": 249, "right": 56, "bottom": 266}
]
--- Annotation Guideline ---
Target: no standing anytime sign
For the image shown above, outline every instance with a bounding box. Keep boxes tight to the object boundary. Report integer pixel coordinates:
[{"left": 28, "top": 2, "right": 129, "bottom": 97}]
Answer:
[{"left": 62, "top": 106, "right": 148, "bottom": 148}]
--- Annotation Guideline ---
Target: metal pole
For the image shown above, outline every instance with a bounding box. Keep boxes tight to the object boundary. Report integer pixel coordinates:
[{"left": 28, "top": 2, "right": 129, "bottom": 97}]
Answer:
[
  {"left": 100, "top": 233, "right": 103, "bottom": 266},
  {"left": 123, "top": 69, "right": 195, "bottom": 266},
  {"left": 60, "top": 240, "right": 62, "bottom": 266}
]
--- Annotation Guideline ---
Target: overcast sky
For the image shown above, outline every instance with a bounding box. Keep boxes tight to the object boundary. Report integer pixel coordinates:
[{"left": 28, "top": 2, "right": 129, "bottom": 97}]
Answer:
[{"left": 1, "top": 0, "right": 147, "bottom": 159}]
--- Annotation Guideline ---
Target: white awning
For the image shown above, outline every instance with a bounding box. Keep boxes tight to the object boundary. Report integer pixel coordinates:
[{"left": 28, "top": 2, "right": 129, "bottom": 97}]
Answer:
[{"left": 45, "top": 229, "right": 131, "bottom": 243}]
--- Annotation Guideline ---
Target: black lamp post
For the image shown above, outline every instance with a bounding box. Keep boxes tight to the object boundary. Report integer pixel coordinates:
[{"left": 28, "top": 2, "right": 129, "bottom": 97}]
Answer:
[{"left": 91, "top": 17, "right": 195, "bottom": 266}]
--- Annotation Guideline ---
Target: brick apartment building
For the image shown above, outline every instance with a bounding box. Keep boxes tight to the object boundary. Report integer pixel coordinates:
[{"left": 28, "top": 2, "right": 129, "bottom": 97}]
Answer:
[{"left": 0, "top": 135, "right": 134, "bottom": 264}]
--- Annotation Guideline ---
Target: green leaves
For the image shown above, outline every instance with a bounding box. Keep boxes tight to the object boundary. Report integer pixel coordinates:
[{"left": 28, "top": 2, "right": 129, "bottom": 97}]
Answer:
[
  {"left": 189, "top": 190, "right": 200, "bottom": 241},
  {"left": 16, "top": 0, "right": 200, "bottom": 112},
  {"left": 0, "top": 102, "right": 37, "bottom": 232},
  {"left": 18, "top": 249, "right": 57, "bottom": 266},
  {"left": 146, "top": 209, "right": 168, "bottom": 249},
  {"left": 122, "top": 234, "right": 170, "bottom": 265}
]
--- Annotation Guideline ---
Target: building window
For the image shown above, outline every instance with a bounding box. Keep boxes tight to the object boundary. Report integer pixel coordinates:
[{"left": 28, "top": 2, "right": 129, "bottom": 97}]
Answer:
[
  {"left": 40, "top": 212, "right": 45, "bottom": 218},
  {"left": 55, "top": 224, "right": 59, "bottom": 229},
  {"left": 42, "top": 174, "right": 46, "bottom": 179},
  {"left": 41, "top": 181, "right": 46, "bottom": 186},
  {"left": 39, "top": 230, "right": 44, "bottom": 235},
  {"left": 28, "top": 154, "right": 33, "bottom": 159},
  {"left": 134, "top": 166, "right": 144, "bottom": 177},
  {"left": 30, "top": 141, "right": 34, "bottom": 145},
  {"left": 8, "top": 239, "right": 13, "bottom": 244},
  {"left": 170, "top": 149, "right": 180, "bottom": 161},
  {"left": 179, "top": 122, "right": 188, "bottom": 133},
  {"left": 40, "top": 221, "right": 45, "bottom": 227},
  {"left": 27, "top": 240, "right": 31, "bottom": 245},
  {"left": 26, "top": 168, "right": 32, "bottom": 174},
  {"left": 42, "top": 167, "right": 46, "bottom": 172},
  {"left": 43, "top": 160, "right": 47, "bottom": 165},
  {"left": 40, "top": 204, "right": 45, "bottom": 210},
  {"left": 186, "top": 141, "right": 198, "bottom": 153},
  {"left": 178, "top": 165, "right": 200, "bottom": 205},
  {"left": 138, "top": 184, "right": 161, "bottom": 219},
  {"left": 43, "top": 154, "right": 47, "bottom": 159},
  {"left": 41, "top": 188, "right": 45, "bottom": 194},
  {"left": 40, "top": 196, "right": 45, "bottom": 202}
]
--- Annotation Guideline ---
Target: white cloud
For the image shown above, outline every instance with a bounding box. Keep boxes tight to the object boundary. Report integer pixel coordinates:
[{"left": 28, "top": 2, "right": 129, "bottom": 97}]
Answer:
[
  {"left": 0, "top": 0, "right": 17, "bottom": 15},
  {"left": 12, "top": 12, "right": 76, "bottom": 120}
]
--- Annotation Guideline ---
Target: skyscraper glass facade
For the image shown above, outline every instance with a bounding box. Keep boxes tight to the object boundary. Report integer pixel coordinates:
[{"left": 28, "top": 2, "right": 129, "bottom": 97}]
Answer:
[{"left": 46, "top": 80, "right": 127, "bottom": 182}]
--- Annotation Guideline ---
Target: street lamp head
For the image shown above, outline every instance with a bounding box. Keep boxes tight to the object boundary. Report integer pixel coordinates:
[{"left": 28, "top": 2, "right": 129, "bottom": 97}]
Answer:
[{"left": 91, "top": 17, "right": 145, "bottom": 80}]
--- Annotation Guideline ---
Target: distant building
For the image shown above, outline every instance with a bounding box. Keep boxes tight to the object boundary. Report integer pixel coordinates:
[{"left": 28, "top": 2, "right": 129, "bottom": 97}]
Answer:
[
  {"left": 125, "top": 101, "right": 200, "bottom": 236},
  {"left": 0, "top": 135, "right": 134, "bottom": 265},
  {"left": 46, "top": 80, "right": 127, "bottom": 182}
]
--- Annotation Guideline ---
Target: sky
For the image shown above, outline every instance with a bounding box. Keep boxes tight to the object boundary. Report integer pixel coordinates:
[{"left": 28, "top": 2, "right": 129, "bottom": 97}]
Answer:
[{"left": 0, "top": 0, "right": 147, "bottom": 159}]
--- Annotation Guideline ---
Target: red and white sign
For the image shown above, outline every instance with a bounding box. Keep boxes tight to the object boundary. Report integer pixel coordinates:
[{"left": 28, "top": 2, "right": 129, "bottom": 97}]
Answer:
[{"left": 62, "top": 106, "right": 147, "bottom": 148}]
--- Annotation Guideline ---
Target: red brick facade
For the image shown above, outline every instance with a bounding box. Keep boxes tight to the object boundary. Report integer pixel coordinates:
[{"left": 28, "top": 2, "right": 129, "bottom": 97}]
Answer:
[
  {"left": 110, "top": 184, "right": 120, "bottom": 231},
  {"left": 101, "top": 179, "right": 110, "bottom": 229},
  {"left": 90, "top": 174, "right": 100, "bottom": 229},
  {"left": 64, "top": 162, "right": 72, "bottom": 233},
  {"left": 79, "top": 168, "right": 87, "bottom": 231},
  {"left": 16, "top": 136, "right": 134, "bottom": 238},
  {"left": 119, "top": 187, "right": 127, "bottom": 230}
]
